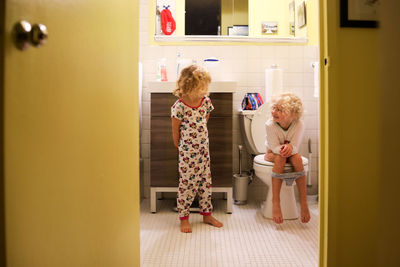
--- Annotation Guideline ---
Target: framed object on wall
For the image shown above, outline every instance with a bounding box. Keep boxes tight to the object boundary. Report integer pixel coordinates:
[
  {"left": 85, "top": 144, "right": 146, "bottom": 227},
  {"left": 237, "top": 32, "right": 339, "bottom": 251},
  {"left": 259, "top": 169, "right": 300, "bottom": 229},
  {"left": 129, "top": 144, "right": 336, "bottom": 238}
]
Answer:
[
  {"left": 340, "top": 0, "right": 379, "bottom": 28},
  {"left": 297, "top": 1, "right": 307, "bottom": 28},
  {"left": 228, "top": 25, "right": 249, "bottom": 36}
]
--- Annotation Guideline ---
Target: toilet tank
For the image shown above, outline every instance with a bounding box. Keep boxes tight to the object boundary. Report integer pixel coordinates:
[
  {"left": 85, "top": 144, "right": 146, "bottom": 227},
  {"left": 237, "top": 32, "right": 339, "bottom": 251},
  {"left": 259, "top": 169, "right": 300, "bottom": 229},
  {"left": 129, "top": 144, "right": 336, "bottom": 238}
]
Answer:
[
  {"left": 239, "top": 109, "right": 259, "bottom": 155},
  {"left": 239, "top": 104, "right": 270, "bottom": 155}
]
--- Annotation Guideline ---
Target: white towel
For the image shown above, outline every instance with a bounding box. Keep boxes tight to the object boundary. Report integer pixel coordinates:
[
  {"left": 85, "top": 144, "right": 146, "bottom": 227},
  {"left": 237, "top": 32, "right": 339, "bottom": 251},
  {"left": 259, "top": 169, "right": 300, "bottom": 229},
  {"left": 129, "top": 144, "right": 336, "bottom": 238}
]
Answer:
[{"left": 312, "top": 62, "right": 319, "bottom": 98}]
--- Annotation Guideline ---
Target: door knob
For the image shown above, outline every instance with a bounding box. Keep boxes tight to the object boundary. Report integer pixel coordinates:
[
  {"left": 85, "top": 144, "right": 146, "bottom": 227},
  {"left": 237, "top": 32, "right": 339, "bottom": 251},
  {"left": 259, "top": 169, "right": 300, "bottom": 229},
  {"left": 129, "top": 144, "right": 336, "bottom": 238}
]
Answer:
[
  {"left": 31, "top": 24, "right": 48, "bottom": 47},
  {"left": 12, "top": 21, "right": 48, "bottom": 50},
  {"left": 12, "top": 20, "right": 32, "bottom": 50}
]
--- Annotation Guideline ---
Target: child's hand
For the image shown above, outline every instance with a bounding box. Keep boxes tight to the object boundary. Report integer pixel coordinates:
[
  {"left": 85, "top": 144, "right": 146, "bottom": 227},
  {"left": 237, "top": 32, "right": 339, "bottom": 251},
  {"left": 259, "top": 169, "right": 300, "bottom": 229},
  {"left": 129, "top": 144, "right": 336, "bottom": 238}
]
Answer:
[{"left": 280, "top": 144, "right": 292, "bottom": 158}]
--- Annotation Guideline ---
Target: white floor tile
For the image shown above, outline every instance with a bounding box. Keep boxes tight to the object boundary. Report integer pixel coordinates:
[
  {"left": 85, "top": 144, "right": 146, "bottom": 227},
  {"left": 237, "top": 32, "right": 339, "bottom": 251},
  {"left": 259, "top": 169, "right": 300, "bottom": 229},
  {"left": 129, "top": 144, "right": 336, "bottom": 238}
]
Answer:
[{"left": 140, "top": 198, "right": 319, "bottom": 267}]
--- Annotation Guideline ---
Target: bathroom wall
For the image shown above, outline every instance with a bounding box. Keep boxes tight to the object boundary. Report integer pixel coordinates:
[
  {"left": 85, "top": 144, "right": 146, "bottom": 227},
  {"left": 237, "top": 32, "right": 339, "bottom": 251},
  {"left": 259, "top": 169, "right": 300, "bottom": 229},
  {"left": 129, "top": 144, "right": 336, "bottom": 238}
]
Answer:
[
  {"left": 249, "top": 0, "right": 290, "bottom": 37},
  {"left": 139, "top": 0, "right": 319, "bottom": 200}
]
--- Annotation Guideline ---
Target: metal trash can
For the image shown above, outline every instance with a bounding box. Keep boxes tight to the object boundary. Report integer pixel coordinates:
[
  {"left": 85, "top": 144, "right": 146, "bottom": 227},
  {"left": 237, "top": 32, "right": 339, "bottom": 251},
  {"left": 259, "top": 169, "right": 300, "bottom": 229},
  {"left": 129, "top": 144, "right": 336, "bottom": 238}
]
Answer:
[{"left": 233, "top": 172, "right": 252, "bottom": 205}]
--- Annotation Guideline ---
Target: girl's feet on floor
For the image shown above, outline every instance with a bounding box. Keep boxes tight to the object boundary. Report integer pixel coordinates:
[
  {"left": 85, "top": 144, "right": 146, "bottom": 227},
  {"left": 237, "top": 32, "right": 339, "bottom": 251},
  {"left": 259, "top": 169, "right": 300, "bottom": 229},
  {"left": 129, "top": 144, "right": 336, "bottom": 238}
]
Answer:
[
  {"left": 272, "top": 202, "right": 284, "bottom": 224},
  {"left": 180, "top": 219, "right": 192, "bottom": 233},
  {"left": 203, "top": 215, "right": 223, "bottom": 228},
  {"left": 300, "top": 204, "right": 311, "bottom": 223}
]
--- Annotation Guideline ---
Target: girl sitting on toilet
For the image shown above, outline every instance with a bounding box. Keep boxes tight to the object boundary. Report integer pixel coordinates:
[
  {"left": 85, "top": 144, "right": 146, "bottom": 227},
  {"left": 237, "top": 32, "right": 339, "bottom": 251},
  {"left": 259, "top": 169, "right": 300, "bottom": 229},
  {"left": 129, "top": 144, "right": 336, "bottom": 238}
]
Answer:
[{"left": 264, "top": 92, "right": 310, "bottom": 224}]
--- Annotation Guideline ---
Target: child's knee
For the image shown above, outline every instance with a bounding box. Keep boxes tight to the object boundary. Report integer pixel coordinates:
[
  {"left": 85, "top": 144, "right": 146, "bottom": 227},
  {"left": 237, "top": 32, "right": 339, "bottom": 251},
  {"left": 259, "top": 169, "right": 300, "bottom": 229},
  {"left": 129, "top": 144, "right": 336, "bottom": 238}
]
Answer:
[
  {"left": 274, "top": 155, "right": 286, "bottom": 165},
  {"left": 290, "top": 153, "right": 302, "bottom": 163}
]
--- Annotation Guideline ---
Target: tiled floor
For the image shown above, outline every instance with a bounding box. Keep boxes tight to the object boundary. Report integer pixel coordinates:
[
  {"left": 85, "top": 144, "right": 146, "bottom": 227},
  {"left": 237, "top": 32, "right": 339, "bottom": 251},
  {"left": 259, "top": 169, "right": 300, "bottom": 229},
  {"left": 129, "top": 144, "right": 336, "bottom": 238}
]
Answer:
[{"left": 140, "top": 198, "right": 319, "bottom": 267}]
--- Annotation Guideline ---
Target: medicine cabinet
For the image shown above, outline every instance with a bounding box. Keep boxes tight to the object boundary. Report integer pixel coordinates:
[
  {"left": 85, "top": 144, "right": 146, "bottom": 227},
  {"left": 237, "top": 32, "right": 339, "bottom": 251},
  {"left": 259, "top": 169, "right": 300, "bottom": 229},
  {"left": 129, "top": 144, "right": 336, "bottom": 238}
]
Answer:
[{"left": 154, "top": 0, "right": 309, "bottom": 43}]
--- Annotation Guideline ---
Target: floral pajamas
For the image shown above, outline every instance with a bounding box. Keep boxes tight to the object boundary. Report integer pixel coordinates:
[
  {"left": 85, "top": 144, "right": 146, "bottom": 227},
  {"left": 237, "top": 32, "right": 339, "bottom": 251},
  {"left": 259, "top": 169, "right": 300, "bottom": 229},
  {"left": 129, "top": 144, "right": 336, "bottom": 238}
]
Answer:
[{"left": 171, "top": 96, "right": 214, "bottom": 220}]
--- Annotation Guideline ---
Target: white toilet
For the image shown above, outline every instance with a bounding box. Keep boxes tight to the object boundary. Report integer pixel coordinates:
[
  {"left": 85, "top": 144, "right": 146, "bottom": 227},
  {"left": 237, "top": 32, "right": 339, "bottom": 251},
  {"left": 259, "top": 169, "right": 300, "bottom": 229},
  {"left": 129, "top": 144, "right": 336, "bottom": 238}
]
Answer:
[{"left": 239, "top": 104, "right": 308, "bottom": 219}]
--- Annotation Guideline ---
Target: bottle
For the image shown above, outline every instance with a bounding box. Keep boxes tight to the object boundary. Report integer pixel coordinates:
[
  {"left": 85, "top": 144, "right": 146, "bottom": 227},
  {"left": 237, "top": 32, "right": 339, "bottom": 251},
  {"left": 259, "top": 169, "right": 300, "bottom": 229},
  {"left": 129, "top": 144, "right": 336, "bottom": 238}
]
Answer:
[
  {"left": 176, "top": 52, "right": 181, "bottom": 78},
  {"left": 157, "top": 58, "right": 168, "bottom": 82},
  {"left": 161, "top": 64, "right": 168, "bottom": 82}
]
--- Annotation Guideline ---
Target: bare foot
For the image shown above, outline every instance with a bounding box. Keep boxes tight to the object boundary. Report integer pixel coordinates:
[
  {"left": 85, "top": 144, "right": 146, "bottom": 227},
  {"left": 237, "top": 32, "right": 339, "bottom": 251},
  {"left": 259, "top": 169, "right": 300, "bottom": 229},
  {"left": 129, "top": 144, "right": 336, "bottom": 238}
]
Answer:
[
  {"left": 203, "top": 215, "right": 223, "bottom": 228},
  {"left": 272, "top": 202, "right": 283, "bottom": 224},
  {"left": 300, "top": 205, "right": 311, "bottom": 223},
  {"left": 180, "top": 219, "right": 192, "bottom": 233}
]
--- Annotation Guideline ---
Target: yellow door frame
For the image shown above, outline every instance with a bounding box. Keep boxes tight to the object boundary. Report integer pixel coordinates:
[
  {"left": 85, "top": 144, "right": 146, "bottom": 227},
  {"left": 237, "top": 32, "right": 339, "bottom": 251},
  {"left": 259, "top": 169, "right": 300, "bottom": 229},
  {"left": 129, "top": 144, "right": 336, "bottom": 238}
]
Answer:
[
  {"left": 318, "top": 0, "right": 329, "bottom": 266},
  {"left": 318, "top": 0, "right": 328, "bottom": 266}
]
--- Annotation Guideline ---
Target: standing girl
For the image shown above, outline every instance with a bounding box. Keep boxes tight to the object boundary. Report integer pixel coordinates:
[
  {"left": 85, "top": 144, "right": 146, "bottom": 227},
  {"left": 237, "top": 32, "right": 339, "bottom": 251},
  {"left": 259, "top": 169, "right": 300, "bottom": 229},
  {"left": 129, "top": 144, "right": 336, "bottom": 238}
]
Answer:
[{"left": 171, "top": 65, "right": 223, "bottom": 233}]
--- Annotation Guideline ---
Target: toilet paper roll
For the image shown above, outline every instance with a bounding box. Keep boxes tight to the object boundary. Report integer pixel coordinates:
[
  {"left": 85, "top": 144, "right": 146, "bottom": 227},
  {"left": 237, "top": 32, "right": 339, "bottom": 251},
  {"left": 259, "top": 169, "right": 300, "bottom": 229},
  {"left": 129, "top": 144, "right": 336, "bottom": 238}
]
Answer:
[{"left": 265, "top": 66, "right": 283, "bottom": 103}]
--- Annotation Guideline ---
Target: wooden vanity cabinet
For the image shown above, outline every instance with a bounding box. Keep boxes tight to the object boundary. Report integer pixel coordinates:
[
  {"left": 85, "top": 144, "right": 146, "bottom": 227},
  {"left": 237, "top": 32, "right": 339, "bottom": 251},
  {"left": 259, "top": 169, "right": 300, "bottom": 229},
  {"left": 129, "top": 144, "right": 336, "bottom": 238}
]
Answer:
[{"left": 150, "top": 93, "right": 233, "bottom": 188}]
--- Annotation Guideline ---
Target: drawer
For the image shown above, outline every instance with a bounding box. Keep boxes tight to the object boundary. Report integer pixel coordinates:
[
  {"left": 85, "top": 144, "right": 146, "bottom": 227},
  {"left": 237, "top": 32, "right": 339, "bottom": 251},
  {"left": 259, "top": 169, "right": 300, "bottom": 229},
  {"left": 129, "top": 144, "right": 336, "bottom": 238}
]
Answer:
[{"left": 151, "top": 93, "right": 232, "bottom": 117}]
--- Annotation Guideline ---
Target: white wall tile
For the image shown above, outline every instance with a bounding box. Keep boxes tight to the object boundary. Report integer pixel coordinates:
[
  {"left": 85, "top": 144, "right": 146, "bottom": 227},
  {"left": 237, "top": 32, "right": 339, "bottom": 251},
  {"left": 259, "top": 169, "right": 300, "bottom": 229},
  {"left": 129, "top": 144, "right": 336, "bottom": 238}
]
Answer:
[
  {"left": 303, "top": 72, "right": 314, "bottom": 87},
  {"left": 304, "top": 45, "right": 318, "bottom": 59},
  {"left": 261, "top": 58, "right": 276, "bottom": 70},
  {"left": 141, "top": 129, "right": 151, "bottom": 144},
  {"left": 142, "top": 115, "right": 150, "bottom": 130},
  {"left": 247, "top": 46, "right": 262, "bottom": 59},
  {"left": 288, "top": 58, "right": 305, "bottom": 73},
  {"left": 231, "top": 59, "right": 248, "bottom": 73},
  {"left": 217, "top": 46, "right": 234, "bottom": 60},
  {"left": 142, "top": 101, "right": 150, "bottom": 116},
  {"left": 234, "top": 46, "right": 248, "bottom": 59},
  {"left": 141, "top": 143, "right": 150, "bottom": 158},
  {"left": 275, "top": 46, "right": 289, "bottom": 58},
  {"left": 284, "top": 73, "right": 303, "bottom": 87},
  {"left": 142, "top": 59, "right": 156, "bottom": 74},
  {"left": 246, "top": 59, "right": 262, "bottom": 73},
  {"left": 260, "top": 46, "right": 276, "bottom": 59},
  {"left": 247, "top": 73, "right": 264, "bottom": 87},
  {"left": 275, "top": 58, "right": 289, "bottom": 72},
  {"left": 139, "top": 32, "right": 148, "bottom": 46},
  {"left": 303, "top": 59, "right": 315, "bottom": 73},
  {"left": 288, "top": 46, "right": 304, "bottom": 59},
  {"left": 142, "top": 90, "right": 150, "bottom": 101}
]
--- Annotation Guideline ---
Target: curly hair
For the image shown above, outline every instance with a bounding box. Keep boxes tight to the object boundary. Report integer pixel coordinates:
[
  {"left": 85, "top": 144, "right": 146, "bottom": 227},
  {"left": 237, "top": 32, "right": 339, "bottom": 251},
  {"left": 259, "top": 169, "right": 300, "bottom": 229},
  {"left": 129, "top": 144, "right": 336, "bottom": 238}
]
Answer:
[
  {"left": 271, "top": 92, "right": 304, "bottom": 120},
  {"left": 173, "top": 65, "right": 211, "bottom": 98}
]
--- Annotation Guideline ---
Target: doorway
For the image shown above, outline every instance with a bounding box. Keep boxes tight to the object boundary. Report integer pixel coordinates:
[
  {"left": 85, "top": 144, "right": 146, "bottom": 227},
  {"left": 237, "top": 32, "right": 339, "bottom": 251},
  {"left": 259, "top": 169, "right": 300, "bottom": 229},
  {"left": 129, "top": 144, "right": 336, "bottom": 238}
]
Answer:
[{"left": 140, "top": 0, "right": 321, "bottom": 266}]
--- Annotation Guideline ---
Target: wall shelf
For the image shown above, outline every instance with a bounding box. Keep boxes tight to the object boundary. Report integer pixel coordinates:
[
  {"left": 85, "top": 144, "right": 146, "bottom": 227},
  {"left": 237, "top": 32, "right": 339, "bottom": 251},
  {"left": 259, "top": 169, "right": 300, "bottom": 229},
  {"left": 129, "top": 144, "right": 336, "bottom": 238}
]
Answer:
[{"left": 154, "top": 35, "right": 308, "bottom": 43}]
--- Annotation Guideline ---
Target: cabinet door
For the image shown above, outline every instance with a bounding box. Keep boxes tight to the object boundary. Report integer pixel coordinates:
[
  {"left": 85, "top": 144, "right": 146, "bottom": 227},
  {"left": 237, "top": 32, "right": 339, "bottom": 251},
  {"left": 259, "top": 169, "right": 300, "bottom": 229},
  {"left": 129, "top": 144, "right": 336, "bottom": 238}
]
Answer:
[
  {"left": 150, "top": 117, "right": 179, "bottom": 187},
  {"left": 209, "top": 93, "right": 232, "bottom": 117},
  {"left": 208, "top": 117, "right": 233, "bottom": 187},
  {"left": 151, "top": 93, "right": 178, "bottom": 117}
]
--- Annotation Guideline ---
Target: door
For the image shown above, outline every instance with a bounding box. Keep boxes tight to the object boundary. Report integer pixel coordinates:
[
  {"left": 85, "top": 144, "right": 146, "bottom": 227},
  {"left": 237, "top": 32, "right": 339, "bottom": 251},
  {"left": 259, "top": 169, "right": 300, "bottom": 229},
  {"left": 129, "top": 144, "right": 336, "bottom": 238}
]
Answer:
[
  {"left": 185, "top": 0, "right": 221, "bottom": 35},
  {"left": 2, "top": 0, "right": 140, "bottom": 266}
]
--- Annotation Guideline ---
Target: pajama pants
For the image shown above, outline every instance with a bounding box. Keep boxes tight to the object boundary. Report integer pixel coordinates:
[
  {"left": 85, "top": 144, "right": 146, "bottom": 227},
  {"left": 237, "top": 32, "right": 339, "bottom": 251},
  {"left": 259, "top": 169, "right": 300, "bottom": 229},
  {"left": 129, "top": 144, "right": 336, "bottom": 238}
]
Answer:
[{"left": 177, "top": 149, "right": 213, "bottom": 220}]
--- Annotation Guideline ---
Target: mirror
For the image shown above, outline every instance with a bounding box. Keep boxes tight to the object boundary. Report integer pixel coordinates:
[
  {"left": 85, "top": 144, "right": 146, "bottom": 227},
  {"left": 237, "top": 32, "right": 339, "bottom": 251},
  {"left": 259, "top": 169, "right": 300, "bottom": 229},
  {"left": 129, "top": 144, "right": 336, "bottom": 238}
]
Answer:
[{"left": 155, "top": 0, "right": 307, "bottom": 40}]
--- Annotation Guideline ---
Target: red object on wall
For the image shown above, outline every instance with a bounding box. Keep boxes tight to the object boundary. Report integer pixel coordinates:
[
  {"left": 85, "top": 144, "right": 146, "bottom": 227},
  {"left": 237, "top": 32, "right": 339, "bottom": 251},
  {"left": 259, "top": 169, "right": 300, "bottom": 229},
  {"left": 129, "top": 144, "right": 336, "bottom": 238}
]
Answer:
[{"left": 161, "top": 7, "right": 176, "bottom": 35}]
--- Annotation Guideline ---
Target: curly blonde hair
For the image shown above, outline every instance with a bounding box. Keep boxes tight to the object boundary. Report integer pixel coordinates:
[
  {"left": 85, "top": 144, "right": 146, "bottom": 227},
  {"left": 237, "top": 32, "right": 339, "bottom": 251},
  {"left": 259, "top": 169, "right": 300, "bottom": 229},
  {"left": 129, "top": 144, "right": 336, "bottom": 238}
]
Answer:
[
  {"left": 173, "top": 65, "right": 211, "bottom": 98},
  {"left": 271, "top": 92, "right": 304, "bottom": 120}
]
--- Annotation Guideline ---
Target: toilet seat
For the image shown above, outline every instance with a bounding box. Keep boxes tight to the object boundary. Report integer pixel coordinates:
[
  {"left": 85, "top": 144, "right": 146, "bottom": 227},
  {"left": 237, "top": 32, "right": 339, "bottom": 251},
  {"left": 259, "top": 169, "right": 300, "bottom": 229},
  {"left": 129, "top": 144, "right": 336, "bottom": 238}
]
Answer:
[{"left": 254, "top": 154, "right": 309, "bottom": 167}]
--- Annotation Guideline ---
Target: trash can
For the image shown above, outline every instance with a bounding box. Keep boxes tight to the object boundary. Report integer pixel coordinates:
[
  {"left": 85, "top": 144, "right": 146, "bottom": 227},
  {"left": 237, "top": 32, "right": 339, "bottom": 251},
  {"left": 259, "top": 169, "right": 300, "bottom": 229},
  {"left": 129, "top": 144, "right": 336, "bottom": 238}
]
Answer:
[
  {"left": 233, "top": 145, "right": 252, "bottom": 205},
  {"left": 233, "top": 172, "right": 252, "bottom": 205}
]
